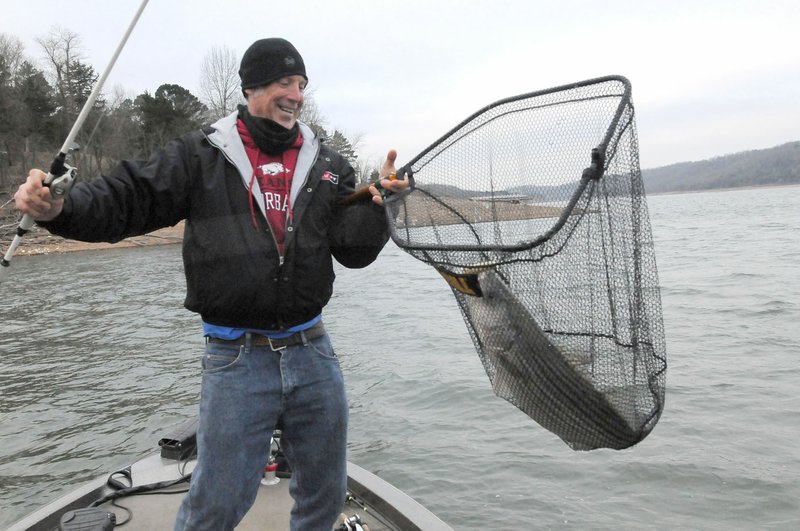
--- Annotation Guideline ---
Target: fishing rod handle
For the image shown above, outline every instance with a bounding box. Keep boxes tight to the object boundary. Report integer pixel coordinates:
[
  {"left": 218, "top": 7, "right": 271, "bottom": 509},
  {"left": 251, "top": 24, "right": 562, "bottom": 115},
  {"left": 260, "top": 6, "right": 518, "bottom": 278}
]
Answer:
[
  {"left": 339, "top": 178, "right": 393, "bottom": 205},
  {"left": 0, "top": 156, "right": 76, "bottom": 281},
  {"left": 0, "top": 213, "right": 34, "bottom": 280},
  {"left": 339, "top": 166, "right": 413, "bottom": 205}
]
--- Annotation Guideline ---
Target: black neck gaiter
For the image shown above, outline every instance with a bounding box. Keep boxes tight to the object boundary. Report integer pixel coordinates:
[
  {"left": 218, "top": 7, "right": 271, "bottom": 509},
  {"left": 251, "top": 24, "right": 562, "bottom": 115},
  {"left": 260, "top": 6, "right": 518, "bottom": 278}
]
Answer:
[{"left": 238, "top": 104, "right": 300, "bottom": 155}]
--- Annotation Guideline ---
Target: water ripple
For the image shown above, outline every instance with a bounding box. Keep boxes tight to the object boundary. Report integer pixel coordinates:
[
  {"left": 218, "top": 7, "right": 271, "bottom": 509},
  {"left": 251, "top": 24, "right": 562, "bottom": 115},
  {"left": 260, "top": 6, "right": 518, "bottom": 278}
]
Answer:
[{"left": 2, "top": 188, "right": 800, "bottom": 529}]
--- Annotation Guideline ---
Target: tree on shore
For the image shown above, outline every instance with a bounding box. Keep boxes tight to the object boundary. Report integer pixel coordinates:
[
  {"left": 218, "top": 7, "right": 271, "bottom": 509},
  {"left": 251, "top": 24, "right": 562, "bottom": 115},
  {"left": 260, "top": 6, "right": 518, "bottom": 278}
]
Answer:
[
  {"left": 199, "top": 45, "right": 242, "bottom": 121},
  {"left": 134, "top": 83, "right": 208, "bottom": 157},
  {"left": 0, "top": 29, "right": 364, "bottom": 192}
]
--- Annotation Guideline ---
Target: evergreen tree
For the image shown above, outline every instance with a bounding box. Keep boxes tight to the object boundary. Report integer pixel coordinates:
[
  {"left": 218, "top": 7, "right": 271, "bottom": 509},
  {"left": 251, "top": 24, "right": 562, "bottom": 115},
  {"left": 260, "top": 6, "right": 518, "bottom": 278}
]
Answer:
[
  {"left": 0, "top": 31, "right": 367, "bottom": 192},
  {"left": 327, "top": 130, "right": 357, "bottom": 166},
  {"left": 15, "top": 61, "right": 56, "bottom": 143},
  {"left": 0, "top": 55, "right": 14, "bottom": 185},
  {"left": 98, "top": 94, "right": 141, "bottom": 170},
  {"left": 134, "top": 83, "right": 208, "bottom": 157}
]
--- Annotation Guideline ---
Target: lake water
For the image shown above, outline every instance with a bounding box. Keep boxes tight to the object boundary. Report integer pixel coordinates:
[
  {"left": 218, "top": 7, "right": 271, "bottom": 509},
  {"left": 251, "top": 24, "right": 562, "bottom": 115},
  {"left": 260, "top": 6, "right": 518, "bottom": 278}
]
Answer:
[{"left": 1, "top": 185, "right": 798, "bottom": 530}]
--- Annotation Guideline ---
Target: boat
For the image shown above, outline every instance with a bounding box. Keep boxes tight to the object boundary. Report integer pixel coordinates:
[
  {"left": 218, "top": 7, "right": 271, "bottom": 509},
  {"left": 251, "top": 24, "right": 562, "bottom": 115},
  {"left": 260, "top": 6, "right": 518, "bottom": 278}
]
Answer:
[{"left": 8, "top": 418, "right": 452, "bottom": 531}]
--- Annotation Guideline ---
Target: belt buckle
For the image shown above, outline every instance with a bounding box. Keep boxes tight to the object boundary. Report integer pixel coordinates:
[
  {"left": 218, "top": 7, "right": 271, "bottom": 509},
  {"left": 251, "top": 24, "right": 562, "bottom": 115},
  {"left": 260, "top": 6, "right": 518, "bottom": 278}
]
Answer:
[{"left": 268, "top": 336, "right": 287, "bottom": 352}]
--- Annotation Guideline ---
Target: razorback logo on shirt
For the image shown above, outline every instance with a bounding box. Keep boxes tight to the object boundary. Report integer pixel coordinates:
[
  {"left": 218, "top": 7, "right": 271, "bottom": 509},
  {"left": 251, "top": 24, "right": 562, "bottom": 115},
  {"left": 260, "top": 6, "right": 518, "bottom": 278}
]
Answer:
[
  {"left": 259, "top": 162, "right": 289, "bottom": 176},
  {"left": 321, "top": 171, "right": 339, "bottom": 185}
]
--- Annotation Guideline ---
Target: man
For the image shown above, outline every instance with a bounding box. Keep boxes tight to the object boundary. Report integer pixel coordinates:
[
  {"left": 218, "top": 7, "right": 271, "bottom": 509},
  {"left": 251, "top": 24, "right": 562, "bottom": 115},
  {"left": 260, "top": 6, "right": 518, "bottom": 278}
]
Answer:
[{"left": 15, "top": 37, "right": 407, "bottom": 530}]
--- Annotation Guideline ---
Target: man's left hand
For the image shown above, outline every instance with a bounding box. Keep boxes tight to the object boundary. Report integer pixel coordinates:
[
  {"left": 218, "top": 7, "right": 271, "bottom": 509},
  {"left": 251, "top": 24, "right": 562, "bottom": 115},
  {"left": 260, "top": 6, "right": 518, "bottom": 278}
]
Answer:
[{"left": 370, "top": 149, "right": 409, "bottom": 206}]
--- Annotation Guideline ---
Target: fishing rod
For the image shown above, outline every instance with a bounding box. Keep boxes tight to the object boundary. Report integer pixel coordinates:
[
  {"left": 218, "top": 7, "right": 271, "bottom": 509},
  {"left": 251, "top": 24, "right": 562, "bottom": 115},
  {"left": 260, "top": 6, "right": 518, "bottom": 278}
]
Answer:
[{"left": 0, "top": 0, "right": 150, "bottom": 283}]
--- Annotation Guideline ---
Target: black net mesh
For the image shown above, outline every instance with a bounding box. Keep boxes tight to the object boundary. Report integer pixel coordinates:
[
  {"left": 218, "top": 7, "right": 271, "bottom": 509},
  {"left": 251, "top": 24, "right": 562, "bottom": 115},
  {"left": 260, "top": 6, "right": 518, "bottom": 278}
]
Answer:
[{"left": 385, "top": 76, "right": 666, "bottom": 450}]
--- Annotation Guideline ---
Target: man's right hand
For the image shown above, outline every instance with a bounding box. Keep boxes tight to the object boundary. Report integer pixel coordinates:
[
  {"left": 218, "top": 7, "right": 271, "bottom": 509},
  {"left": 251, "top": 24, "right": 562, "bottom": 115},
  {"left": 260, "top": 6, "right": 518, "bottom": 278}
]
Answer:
[{"left": 14, "top": 169, "right": 65, "bottom": 221}]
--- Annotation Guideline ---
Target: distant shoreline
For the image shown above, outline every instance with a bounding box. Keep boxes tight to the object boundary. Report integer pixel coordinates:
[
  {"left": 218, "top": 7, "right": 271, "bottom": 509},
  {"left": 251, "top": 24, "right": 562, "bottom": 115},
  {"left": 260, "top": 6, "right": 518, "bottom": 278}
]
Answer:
[
  {"left": 6, "top": 222, "right": 185, "bottom": 257},
  {"left": 4, "top": 182, "right": 797, "bottom": 256},
  {"left": 648, "top": 182, "right": 800, "bottom": 196}
]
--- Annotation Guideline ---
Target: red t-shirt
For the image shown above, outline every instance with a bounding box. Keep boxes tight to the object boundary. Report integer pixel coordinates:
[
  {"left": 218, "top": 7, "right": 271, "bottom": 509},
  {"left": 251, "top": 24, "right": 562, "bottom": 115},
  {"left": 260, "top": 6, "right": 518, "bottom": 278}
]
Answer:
[{"left": 237, "top": 119, "right": 304, "bottom": 255}]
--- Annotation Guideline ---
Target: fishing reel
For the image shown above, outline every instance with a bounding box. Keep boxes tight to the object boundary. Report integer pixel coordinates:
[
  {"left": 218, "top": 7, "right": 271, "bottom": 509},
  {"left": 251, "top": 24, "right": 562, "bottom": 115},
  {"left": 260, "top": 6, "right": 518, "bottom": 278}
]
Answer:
[
  {"left": 46, "top": 143, "right": 79, "bottom": 197},
  {"left": 48, "top": 164, "right": 77, "bottom": 197},
  {"left": 334, "top": 513, "right": 369, "bottom": 531}
]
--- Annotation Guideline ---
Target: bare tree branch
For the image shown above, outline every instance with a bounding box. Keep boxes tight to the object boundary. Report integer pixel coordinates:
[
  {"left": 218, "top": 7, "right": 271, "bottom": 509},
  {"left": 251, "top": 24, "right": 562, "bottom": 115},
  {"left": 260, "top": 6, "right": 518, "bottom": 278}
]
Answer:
[
  {"left": 0, "top": 33, "right": 26, "bottom": 79},
  {"left": 199, "top": 45, "right": 242, "bottom": 120},
  {"left": 36, "top": 26, "right": 83, "bottom": 89},
  {"left": 297, "top": 86, "right": 328, "bottom": 136}
]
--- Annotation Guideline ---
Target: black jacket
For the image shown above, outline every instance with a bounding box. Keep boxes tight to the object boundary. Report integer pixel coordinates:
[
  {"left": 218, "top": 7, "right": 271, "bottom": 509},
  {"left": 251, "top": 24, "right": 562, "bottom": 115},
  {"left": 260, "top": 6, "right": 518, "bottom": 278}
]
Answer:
[{"left": 42, "top": 114, "right": 389, "bottom": 329}]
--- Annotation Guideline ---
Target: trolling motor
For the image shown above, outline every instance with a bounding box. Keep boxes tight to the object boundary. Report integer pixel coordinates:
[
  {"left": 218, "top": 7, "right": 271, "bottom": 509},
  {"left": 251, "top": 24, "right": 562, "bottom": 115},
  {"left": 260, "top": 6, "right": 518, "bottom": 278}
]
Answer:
[{"left": 0, "top": 0, "right": 150, "bottom": 282}]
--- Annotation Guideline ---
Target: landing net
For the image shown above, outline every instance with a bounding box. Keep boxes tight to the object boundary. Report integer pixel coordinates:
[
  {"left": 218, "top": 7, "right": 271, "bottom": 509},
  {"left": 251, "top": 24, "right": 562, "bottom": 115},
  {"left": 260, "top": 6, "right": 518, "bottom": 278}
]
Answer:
[{"left": 385, "top": 76, "right": 666, "bottom": 450}]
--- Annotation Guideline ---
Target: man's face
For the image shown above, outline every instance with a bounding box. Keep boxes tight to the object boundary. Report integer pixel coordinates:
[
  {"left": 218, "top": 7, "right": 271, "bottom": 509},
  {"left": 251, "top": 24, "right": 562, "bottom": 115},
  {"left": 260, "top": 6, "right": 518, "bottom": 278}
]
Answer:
[{"left": 247, "top": 75, "right": 306, "bottom": 128}]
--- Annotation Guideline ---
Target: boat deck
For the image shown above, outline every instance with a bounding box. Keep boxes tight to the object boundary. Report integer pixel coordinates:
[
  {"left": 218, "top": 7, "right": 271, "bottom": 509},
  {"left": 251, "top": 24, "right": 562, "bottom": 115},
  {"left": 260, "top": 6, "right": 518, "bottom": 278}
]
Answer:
[
  {"left": 9, "top": 452, "right": 451, "bottom": 531},
  {"left": 102, "top": 473, "right": 389, "bottom": 530},
  {"left": 97, "top": 456, "right": 397, "bottom": 530}
]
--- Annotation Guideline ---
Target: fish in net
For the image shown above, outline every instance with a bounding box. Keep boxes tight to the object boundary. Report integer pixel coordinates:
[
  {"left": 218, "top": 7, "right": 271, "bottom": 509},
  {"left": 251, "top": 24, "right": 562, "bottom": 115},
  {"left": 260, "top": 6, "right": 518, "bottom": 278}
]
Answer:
[{"left": 383, "top": 76, "right": 666, "bottom": 450}]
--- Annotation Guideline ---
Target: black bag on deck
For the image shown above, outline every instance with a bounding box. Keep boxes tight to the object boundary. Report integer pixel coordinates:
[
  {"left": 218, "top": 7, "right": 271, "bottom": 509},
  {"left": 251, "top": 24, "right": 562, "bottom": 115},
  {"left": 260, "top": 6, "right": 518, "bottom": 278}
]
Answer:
[{"left": 59, "top": 507, "right": 116, "bottom": 531}]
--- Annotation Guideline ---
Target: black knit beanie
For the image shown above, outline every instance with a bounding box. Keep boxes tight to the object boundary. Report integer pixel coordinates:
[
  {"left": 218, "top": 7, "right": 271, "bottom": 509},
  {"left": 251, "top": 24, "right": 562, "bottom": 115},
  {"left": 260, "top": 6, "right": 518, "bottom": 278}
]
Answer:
[{"left": 239, "top": 38, "right": 307, "bottom": 92}]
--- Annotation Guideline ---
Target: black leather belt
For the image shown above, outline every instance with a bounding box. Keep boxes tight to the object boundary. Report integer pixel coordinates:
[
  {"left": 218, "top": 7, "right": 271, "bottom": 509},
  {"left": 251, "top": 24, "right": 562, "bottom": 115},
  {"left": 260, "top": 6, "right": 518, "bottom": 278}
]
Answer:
[{"left": 207, "top": 322, "right": 326, "bottom": 351}]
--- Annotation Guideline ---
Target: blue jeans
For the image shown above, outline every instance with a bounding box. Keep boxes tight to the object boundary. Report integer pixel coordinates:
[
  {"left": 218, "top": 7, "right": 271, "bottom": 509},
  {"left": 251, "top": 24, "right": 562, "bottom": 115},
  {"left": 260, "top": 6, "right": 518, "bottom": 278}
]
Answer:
[{"left": 174, "top": 332, "right": 348, "bottom": 531}]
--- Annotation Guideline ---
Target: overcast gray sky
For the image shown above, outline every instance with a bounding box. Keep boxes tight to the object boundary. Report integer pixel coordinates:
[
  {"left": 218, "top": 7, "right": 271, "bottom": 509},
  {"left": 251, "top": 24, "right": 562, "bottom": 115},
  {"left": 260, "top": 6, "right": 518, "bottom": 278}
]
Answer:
[{"left": 4, "top": 0, "right": 798, "bottom": 169}]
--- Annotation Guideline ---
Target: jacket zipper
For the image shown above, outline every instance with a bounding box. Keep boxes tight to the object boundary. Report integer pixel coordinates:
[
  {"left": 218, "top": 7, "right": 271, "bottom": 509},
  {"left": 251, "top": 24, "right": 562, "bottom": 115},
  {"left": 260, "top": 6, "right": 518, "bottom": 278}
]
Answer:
[
  {"left": 204, "top": 129, "right": 285, "bottom": 264},
  {"left": 280, "top": 139, "right": 321, "bottom": 266},
  {"left": 204, "top": 128, "right": 321, "bottom": 274}
]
